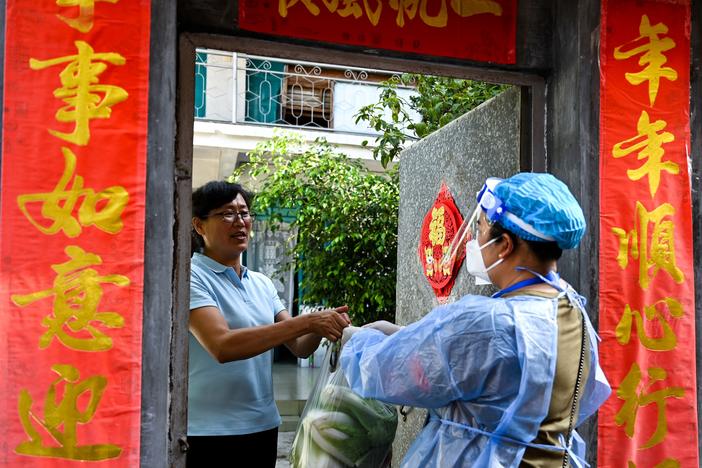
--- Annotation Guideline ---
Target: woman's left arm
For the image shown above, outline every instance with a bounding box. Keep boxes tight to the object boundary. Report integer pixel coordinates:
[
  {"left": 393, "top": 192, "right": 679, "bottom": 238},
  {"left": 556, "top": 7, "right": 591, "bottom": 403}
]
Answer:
[
  {"left": 266, "top": 275, "right": 348, "bottom": 357},
  {"left": 276, "top": 309, "right": 333, "bottom": 358},
  {"left": 275, "top": 306, "right": 351, "bottom": 358}
]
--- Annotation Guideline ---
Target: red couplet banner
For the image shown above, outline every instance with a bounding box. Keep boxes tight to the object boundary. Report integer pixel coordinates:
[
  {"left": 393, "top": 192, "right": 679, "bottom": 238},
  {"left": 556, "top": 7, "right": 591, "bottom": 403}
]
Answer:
[
  {"left": 599, "top": 1, "right": 698, "bottom": 467},
  {"left": 0, "top": 1, "right": 151, "bottom": 466},
  {"left": 239, "top": 0, "right": 518, "bottom": 64}
]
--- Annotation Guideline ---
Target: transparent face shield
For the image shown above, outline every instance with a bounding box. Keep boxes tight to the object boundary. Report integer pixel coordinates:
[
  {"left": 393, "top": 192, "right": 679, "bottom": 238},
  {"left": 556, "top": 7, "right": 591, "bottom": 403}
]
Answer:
[
  {"left": 440, "top": 178, "right": 504, "bottom": 272},
  {"left": 440, "top": 204, "right": 480, "bottom": 271}
]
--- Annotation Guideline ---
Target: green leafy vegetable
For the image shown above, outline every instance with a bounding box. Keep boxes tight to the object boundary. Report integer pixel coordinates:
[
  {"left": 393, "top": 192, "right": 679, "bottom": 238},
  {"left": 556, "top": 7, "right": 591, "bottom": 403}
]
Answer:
[{"left": 290, "top": 387, "right": 398, "bottom": 467}]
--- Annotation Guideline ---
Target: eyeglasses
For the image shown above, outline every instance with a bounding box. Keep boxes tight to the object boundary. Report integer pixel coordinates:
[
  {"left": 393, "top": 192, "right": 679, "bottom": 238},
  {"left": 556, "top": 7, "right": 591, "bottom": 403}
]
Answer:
[{"left": 204, "top": 210, "right": 255, "bottom": 223}]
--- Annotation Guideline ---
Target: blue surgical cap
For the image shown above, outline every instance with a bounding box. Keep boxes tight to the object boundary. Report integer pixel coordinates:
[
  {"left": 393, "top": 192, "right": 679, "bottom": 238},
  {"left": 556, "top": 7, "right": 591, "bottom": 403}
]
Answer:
[{"left": 489, "top": 173, "right": 586, "bottom": 250}]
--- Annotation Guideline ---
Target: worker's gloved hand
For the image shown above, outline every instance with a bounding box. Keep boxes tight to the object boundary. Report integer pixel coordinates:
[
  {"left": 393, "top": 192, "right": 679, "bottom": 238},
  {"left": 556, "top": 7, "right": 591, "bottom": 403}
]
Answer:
[
  {"left": 341, "top": 326, "right": 362, "bottom": 346},
  {"left": 362, "top": 320, "right": 403, "bottom": 335}
]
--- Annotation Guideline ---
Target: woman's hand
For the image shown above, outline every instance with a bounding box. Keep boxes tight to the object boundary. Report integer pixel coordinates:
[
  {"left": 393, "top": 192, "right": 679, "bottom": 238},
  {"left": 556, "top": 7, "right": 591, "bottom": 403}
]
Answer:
[
  {"left": 362, "top": 320, "right": 403, "bottom": 335},
  {"left": 307, "top": 306, "right": 351, "bottom": 342}
]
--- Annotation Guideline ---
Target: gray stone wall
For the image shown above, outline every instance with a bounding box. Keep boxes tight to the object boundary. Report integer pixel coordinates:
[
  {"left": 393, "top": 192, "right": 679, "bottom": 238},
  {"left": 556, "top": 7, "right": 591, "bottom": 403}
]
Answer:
[{"left": 392, "top": 87, "right": 521, "bottom": 465}]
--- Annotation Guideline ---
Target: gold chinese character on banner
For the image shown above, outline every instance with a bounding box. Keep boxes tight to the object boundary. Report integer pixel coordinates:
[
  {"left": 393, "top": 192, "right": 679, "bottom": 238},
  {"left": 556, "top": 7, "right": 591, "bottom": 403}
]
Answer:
[
  {"left": 612, "top": 111, "right": 678, "bottom": 197},
  {"left": 628, "top": 459, "right": 680, "bottom": 468},
  {"left": 328, "top": 0, "right": 383, "bottom": 24},
  {"left": 11, "top": 245, "right": 128, "bottom": 352},
  {"left": 389, "top": 0, "right": 418, "bottom": 27},
  {"left": 389, "top": 0, "right": 501, "bottom": 27},
  {"left": 389, "top": 0, "right": 447, "bottom": 27},
  {"left": 56, "top": 0, "right": 119, "bottom": 33},
  {"left": 615, "top": 297, "right": 683, "bottom": 351},
  {"left": 428, "top": 206, "right": 446, "bottom": 246},
  {"left": 361, "top": 0, "right": 383, "bottom": 25},
  {"left": 612, "top": 201, "right": 684, "bottom": 290},
  {"left": 337, "top": 0, "right": 363, "bottom": 19},
  {"left": 279, "top": 0, "right": 321, "bottom": 16},
  {"left": 450, "top": 0, "right": 502, "bottom": 17},
  {"left": 615, "top": 362, "right": 684, "bottom": 449},
  {"left": 279, "top": 0, "right": 501, "bottom": 27},
  {"left": 280, "top": 0, "right": 383, "bottom": 25},
  {"left": 419, "top": 0, "right": 447, "bottom": 27},
  {"left": 17, "top": 147, "right": 129, "bottom": 238},
  {"left": 29, "top": 41, "right": 127, "bottom": 146},
  {"left": 15, "top": 364, "right": 121, "bottom": 460},
  {"left": 614, "top": 14, "right": 678, "bottom": 107}
]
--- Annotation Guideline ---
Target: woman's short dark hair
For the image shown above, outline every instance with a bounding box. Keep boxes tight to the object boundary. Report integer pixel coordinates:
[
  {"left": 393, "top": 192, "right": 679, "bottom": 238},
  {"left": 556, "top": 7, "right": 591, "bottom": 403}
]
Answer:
[
  {"left": 192, "top": 180, "right": 252, "bottom": 218},
  {"left": 191, "top": 181, "right": 253, "bottom": 253},
  {"left": 489, "top": 221, "right": 563, "bottom": 262}
]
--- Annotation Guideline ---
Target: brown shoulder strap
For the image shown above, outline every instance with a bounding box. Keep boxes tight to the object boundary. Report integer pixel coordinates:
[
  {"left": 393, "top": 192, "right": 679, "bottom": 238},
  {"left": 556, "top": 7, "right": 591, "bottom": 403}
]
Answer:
[{"left": 562, "top": 309, "right": 586, "bottom": 468}]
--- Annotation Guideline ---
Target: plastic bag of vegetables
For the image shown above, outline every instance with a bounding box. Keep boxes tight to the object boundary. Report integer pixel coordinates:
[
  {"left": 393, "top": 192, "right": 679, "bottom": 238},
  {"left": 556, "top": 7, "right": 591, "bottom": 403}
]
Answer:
[{"left": 290, "top": 343, "right": 398, "bottom": 468}]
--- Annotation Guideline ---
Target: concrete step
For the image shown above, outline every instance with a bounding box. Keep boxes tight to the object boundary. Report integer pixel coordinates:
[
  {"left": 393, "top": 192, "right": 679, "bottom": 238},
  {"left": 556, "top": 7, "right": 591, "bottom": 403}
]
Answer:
[
  {"left": 277, "top": 399, "right": 305, "bottom": 432},
  {"left": 280, "top": 415, "right": 300, "bottom": 432},
  {"left": 276, "top": 399, "right": 306, "bottom": 416}
]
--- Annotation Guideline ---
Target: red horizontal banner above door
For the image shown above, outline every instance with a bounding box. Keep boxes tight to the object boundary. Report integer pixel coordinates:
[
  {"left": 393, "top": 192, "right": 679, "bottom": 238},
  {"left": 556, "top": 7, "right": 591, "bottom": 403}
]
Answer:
[{"left": 239, "top": 0, "right": 518, "bottom": 64}]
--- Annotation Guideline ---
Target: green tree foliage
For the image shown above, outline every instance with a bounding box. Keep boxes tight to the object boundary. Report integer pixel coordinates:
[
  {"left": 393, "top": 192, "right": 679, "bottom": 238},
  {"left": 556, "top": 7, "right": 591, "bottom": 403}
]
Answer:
[
  {"left": 355, "top": 74, "right": 509, "bottom": 167},
  {"left": 230, "top": 131, "right": 399, "bottom": 324}
]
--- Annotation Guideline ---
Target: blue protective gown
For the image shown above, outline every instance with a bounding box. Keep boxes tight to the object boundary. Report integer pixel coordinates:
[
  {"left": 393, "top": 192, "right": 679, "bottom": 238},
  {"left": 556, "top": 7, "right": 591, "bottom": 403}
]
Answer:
[{"left": 340, "top": 288, "right": 610, "bottom": 467}]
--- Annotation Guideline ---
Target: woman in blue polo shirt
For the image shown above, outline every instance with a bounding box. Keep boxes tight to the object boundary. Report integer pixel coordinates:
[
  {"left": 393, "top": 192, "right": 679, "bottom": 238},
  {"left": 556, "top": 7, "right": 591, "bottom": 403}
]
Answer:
[{"left": 187, "top": 181, "right": 350, "bottom": 467}]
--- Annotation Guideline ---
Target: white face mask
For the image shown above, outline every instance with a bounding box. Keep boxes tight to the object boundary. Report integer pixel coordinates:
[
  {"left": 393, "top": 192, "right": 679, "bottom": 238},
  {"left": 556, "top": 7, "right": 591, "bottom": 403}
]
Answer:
[{"left": 465, "top": 237, "right": 503, "bottom": 285}]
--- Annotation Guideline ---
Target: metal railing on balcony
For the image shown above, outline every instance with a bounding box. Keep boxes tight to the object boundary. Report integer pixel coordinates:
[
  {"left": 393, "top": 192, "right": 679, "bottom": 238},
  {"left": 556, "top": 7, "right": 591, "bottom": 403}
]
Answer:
[{"left": 194, "top": 49, "right": 419, "bottom": 136}]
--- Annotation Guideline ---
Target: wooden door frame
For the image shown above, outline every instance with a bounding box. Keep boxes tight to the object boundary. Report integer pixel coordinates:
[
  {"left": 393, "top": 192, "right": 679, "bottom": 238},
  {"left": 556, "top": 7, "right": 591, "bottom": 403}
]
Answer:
[{"left": 172, "top": 31, "right": 550, "bottom": 466}]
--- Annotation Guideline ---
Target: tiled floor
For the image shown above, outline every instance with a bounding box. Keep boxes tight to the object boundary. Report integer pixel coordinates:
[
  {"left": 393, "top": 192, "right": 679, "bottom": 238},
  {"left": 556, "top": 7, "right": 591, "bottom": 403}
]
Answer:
[
  {"left": 273, "top": 362, "right": 320, "bottom": 467},
  {"left": 276, "top": 431, "right": 295, "bottom": 468},
  {"left": 272, "top": 362, "right": 321, "bottom": 401}
]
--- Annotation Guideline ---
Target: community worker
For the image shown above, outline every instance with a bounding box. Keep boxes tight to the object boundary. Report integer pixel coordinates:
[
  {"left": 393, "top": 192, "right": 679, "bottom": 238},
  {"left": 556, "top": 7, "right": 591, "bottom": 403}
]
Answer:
[
  {"left": 340, "top": 173, "right": 611, "bottom": 467},
  {"left": 187, "top": 180, "right": 351, "bottom": 468}
]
